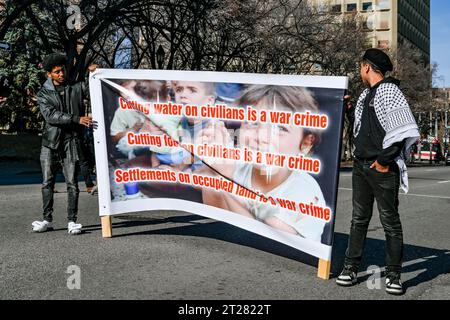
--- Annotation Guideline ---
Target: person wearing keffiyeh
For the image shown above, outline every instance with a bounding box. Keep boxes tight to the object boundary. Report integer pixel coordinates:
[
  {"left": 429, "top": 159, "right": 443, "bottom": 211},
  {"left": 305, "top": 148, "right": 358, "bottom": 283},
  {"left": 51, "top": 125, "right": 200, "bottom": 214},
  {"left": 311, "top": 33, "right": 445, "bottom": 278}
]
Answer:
[{"left": 336, "top": 49, "right": 420, "bottom": 295}]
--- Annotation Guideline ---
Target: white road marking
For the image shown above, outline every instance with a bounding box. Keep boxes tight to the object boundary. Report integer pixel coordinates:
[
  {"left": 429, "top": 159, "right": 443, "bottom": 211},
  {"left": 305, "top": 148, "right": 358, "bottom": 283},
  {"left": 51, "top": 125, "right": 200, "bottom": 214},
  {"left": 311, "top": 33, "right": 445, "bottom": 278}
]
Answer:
[
  {"left": 438, "top": 181, "right": 450, "bottom": 184},
  {"left": 402, "top": 193, "right": 450, "bottom": 200},
  {"left": 409, "top": 182, "right": 448, "bottom": 189},
  {"left": 358, "top": 254, "right": 449, "bottom": 277},
  {"left": 338, "top": 188, "right": 450, "bottom": 200}
]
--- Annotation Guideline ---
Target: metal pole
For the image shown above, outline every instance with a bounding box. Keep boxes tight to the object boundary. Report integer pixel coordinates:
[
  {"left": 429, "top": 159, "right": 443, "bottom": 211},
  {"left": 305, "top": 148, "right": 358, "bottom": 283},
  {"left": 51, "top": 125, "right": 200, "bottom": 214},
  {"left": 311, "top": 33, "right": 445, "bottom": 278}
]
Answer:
[
  {"left": 435, "top": 111, "right": 439, "bottom": 139},
  {"left": 418, "top": 142, "right": 422, "bottom": 162},
  {"left": 430, "top": 111, "right": 433, "bottom": 164},
  {"left": 446, "top": 110, "right": 448, "bottom": 128},
  {"left": 446, "top": 110, "right": 449, "bottom": 157},
  {"left": 429, "top": 111, "right": 433, "bottom": 137},
  {"left": 418, "top": 113, "right": 422, "bottom": 161},
  {"left": 437, "top": 111, "right": 441, "bottom": 165}
]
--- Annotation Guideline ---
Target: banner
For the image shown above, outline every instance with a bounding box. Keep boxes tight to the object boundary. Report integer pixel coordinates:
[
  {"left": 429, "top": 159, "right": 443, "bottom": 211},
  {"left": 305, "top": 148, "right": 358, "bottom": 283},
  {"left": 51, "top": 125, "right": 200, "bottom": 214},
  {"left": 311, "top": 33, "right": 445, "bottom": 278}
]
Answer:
[{"left": 90, "top": 70, "right": 348, "bottom": 261}]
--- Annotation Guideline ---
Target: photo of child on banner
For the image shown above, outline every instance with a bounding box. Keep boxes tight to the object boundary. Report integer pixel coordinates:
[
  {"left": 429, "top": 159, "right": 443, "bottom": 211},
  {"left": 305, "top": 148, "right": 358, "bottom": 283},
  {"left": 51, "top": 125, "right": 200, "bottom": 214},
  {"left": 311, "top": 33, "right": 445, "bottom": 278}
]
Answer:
[
  {"left": 102, "top": 79, "right": 200, "bottom": 202},
  {"left": 198, "top": 85, "right": 326, "bottom": 242},
  {"left": 109, "top": 80, "right": 180, "bottom": 161},
  {"left": 160, "top": 80, "right": 216, "bottom": 172}
]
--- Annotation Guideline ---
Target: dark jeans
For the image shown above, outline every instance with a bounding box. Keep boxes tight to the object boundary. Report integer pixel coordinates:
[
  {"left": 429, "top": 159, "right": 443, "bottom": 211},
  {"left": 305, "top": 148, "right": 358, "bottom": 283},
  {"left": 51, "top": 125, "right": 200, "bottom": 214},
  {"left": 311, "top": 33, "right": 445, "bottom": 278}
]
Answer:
[
  {"left": 40, "top": 146, "right": 79, "bottom": 223},
  {"left": 79, "top": 128, "right": 96, "bottom": 188},
  {"left": 79, "top": 160, "right": 95, "bottom": 188},
  {"left": 345, "top": 159, "right": 403, "bottom": 274}
]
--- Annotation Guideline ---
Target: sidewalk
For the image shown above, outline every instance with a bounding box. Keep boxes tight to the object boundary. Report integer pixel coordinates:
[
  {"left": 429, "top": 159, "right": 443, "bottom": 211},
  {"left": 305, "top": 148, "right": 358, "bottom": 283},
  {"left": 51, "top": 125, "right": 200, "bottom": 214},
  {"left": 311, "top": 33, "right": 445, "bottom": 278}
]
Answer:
[
  {"left": 0, "top": 160, "right": 43, "bottom": 185},
  {"left": 0, "top": 160, "right": 94, "bottom": 186}
]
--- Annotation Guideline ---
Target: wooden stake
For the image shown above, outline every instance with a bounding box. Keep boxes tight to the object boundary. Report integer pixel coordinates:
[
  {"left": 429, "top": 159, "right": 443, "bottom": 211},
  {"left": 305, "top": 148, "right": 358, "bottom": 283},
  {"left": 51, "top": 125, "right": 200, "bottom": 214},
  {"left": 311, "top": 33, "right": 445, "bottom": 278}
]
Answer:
[
  {"left": 101, "top": 216, "right": 113, "bottom": 238},
  {"left": 317, "top": 259, "right": 331, "bottom": 280}
]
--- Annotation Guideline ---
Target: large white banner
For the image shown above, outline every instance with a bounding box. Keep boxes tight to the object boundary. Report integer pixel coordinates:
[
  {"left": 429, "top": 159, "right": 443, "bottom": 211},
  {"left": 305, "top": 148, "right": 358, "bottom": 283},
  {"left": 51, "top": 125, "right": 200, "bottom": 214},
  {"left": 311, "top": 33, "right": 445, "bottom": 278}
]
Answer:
[{"left": 90, "top": 69, "right": 348, "bottom": 261}]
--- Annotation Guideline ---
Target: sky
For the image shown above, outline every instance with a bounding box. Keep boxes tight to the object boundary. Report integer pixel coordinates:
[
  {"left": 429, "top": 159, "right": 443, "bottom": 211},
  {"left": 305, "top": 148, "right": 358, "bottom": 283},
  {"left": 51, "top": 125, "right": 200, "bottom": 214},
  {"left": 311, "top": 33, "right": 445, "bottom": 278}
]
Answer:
[{"left": 431, "top": 0, "right": 450, "bottom": 88}]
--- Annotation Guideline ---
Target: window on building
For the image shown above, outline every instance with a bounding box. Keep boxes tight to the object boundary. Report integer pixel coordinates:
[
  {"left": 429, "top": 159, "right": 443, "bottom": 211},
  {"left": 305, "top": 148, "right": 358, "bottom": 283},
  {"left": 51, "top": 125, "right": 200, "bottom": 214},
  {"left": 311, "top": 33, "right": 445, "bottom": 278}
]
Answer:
[
  {"left": 331, "top": 4, "right": 342, "bottom": 13},
  {"left": 347, "top": 3, "right": 357, "bottom": 12},
  {"left": 379, "top": 18, "right": 390, "bottom": 29},
  {"left": 317, "top": 3, "right": 327, "bottom": 13},
  {"left": 378, "top": 0, "right": 390, "bottom": 11},
  {"left": 377, "top": 40, "right": 390, "bottom": 49},
  {"left": 362, "top": 2, "right": 372, "bottom": 11},
  {"left": 377, "top": 11, "right": 390, "bottom": 30}
]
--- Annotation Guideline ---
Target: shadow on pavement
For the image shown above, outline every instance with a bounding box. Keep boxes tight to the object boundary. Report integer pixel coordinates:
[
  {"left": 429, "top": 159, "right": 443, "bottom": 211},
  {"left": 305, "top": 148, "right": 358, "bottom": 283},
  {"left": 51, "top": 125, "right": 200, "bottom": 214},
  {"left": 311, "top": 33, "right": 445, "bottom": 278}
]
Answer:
[
  {"left": 84, "top": 213, "right": 450, "bottom": 290},
  {"left": 331, "top": 233, "right": 450, "bottom": 291}
]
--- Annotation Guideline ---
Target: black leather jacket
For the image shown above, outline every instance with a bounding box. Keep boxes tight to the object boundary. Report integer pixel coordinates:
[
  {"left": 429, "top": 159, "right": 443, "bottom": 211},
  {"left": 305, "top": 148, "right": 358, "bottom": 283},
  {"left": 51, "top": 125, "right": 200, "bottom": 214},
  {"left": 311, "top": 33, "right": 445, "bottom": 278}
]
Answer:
[{"left": 37, "top": 78, "right": 86, "bottom": 151}]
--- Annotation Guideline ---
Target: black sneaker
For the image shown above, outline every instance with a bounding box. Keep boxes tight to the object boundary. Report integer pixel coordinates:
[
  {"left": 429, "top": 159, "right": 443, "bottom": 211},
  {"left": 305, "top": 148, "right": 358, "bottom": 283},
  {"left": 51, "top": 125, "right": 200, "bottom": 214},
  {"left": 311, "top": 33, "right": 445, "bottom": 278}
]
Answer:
[
  {"left": 386, "top": 272, "right": 404, "bottom": 295},
  {"left": 336, "top": 265, "right": 358, "bottom": 287}
]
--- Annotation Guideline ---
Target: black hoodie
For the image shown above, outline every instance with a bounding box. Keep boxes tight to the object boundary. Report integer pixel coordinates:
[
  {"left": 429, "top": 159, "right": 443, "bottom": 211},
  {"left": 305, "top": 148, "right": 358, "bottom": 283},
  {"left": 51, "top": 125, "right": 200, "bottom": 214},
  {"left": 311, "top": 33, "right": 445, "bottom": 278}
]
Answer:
[{"left": 352, "top": 77, "right": 406, "bottom": 166}]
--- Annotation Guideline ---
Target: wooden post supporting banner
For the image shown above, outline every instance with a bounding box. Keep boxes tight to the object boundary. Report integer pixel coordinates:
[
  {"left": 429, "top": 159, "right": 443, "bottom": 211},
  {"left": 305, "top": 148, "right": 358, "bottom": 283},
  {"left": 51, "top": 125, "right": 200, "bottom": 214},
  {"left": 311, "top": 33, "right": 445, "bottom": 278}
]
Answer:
[
  {"left": 101, "top": 216, "right": 113, "bottom": 238},
  {"left": 317, "top": 259, "right": 331, "bottom": 280}
]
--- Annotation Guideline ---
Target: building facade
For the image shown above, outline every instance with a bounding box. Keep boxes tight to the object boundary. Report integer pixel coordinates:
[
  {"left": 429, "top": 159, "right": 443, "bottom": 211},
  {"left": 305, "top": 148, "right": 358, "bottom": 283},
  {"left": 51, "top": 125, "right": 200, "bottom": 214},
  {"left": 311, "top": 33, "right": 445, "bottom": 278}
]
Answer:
[
  {"left": 310, "top": 0, "right": 430, "bottom": 64},
  {"left": 432, "top": 87, "right": 450, "bottom": 108}
]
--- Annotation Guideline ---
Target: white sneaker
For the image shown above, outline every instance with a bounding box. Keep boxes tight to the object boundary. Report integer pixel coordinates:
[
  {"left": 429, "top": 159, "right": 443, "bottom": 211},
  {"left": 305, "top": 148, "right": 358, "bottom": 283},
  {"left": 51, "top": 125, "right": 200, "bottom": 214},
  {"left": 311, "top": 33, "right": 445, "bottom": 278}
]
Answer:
[
  {"left": 32, "top": 220, "right": 54, "bottom": 233},
  {"left": 68, "top": 222, "right": 82, "bottom": 235},
  {"left": 336, "top": 266, "right": 358, "bottom": 287},
  {"left": 386, "top": 273, "right": 404, "bottom": 295}
]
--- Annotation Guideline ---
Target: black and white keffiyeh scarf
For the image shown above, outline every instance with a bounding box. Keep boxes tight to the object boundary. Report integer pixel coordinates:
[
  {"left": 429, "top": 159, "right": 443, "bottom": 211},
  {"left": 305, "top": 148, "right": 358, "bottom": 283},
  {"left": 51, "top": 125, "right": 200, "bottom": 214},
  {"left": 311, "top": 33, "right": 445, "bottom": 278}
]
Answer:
[{"left": 354, "top": 82, "right": 420, "bottom": 193}]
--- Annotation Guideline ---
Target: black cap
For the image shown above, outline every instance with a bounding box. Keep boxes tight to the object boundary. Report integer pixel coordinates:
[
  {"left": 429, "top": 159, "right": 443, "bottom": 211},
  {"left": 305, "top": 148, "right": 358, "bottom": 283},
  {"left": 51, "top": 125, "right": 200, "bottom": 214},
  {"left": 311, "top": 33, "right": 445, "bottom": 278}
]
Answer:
[{"left": 362, "top": 48, "right": 393, "bottom": 73}]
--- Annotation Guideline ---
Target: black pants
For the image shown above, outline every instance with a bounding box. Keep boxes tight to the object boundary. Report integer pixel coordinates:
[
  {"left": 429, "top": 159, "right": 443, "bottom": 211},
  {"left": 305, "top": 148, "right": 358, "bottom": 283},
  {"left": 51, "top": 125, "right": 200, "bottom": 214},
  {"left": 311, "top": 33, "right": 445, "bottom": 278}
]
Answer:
[
  {"left": 79, "top": 160, "right": 95, "bottom": 188},
  {"left": 40, "top": 146, "right": 79, "bottom": 223},
  {"left": 345, "top": 159, "right": 403, "bottom": 274},
  {"left": 78, "top": 130, "right": 96, "bottom": 188}
]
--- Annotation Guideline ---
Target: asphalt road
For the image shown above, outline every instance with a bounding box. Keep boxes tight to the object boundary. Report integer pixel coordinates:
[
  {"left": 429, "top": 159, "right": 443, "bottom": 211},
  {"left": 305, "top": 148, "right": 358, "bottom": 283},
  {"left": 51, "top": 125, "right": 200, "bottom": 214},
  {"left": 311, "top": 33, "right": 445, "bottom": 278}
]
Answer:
[{"left": 0, "top": 165, "right": 449, "bottom": 300}]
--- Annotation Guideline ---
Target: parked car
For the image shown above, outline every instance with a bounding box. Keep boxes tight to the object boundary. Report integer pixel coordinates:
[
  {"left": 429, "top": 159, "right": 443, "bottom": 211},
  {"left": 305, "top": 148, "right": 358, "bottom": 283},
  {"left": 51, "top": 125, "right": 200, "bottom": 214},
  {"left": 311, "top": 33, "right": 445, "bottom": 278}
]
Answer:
[{"left": 410, "top": 139, "right": 445, "bottom": 164}]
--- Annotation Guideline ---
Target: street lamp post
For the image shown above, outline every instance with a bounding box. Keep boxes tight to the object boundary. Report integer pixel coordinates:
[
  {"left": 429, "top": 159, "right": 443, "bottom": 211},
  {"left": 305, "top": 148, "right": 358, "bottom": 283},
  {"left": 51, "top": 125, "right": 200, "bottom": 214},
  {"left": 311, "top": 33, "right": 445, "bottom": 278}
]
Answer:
[
  {"left": 418, "top": 112, "right": 422, "bottom": 161},
  {"left": 156, "top": 45, "right": 165, "bottom": 69},
  {"left": 445, "top": 109, "right": 449, "bottom": 156},
  {"left": 430, "top": 111, "right": 433, "bottom": 165},
  {"left": 435, "top": 111, "right": 439, "bottom": 140},
  {"left": 446, "top": 109, "right": 448, "bottom": 130},
  {"left": 442, "top": 80, "right": 448, "bottom": 155}
]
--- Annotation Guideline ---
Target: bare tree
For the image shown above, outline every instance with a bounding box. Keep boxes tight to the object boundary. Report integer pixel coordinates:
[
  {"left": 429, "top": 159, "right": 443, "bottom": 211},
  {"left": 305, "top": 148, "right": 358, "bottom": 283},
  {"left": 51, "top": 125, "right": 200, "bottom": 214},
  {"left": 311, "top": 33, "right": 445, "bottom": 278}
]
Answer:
[
  {"left": 2, "top": 0, "right": 430, "bottom": 138},
  {"left": 393, "top": 42, "right": 433, "bottom": 114}
]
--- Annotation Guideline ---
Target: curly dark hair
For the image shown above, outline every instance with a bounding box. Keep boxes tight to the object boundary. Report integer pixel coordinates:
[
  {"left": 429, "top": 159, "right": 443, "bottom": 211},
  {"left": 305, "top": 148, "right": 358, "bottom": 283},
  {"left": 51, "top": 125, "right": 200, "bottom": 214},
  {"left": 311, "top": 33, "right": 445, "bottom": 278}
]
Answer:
[{"left": 42, "top": 53, "right": 67, "bottom": 72}]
